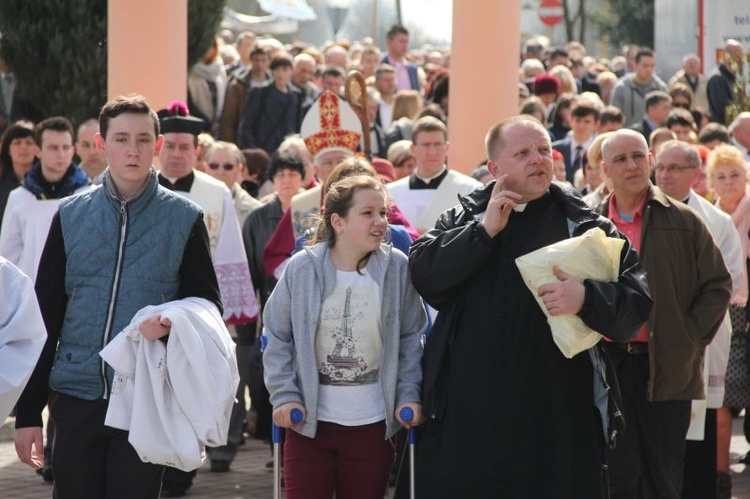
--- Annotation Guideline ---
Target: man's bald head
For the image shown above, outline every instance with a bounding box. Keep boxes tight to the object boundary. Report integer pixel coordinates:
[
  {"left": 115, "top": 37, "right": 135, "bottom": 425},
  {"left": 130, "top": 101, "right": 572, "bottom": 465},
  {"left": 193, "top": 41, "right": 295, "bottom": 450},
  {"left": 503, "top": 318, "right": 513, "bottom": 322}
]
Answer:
[
  {"left": 724, "top": 39, "right": 744, "bottom": 64},
  {"left": 485, "top": 114, "right": 549, "bottom": 162},
  {"left": 602, "top": 129, "right": 648, "bottom": 166}
]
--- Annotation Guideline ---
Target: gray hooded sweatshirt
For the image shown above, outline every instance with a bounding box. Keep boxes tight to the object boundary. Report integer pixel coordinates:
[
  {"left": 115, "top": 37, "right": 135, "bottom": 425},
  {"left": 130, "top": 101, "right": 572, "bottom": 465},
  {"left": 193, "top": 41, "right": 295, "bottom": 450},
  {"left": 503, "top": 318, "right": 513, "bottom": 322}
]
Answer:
[{"left": 262, "top": 242, "right": 427, "bottom": 439}]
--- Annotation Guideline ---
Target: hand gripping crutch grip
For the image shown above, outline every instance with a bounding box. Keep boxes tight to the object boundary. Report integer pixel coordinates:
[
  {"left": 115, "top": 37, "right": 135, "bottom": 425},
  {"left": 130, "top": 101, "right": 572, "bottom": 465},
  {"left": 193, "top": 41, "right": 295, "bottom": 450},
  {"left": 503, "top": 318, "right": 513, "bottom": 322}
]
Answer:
[
  {"left": 400, "top": 407, "right": 417, "bottom": 499},
  {"left": 273, "top": 408, "right": 303, "bottom": 499}
]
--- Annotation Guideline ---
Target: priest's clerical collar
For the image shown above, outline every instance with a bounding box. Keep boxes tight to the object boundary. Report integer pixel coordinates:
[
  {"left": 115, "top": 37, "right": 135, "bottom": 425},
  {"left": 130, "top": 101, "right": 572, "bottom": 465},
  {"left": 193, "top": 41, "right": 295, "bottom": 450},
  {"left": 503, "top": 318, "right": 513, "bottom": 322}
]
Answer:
[
  {"left": 410, "top": 166, "right": 448, "bottom": 190},
  {"left": 158, "top": 171, "right": 194, "bottom": 192},
  {"left": 514, "top": 191, "right": 552, "bottom": 213}
]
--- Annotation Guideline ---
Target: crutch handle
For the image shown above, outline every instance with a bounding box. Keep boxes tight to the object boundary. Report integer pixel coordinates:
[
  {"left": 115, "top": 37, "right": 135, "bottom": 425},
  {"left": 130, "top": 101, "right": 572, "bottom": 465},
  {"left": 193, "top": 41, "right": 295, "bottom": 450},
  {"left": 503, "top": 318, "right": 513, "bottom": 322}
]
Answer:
[
  {"left": 291, "top": 408, "right": 304, "bottom": 424},
  {"left": 399, "top": 407, "right": 418, "bottom": 499},
  {"left": 272, "top": 408, "right": 305, "bottom": 443},
  {"left": 400, "top": 407, "right": 417, "bottom": 444},
  {"left": 400, "top": 407, "right": 414, "bottom": 422}
]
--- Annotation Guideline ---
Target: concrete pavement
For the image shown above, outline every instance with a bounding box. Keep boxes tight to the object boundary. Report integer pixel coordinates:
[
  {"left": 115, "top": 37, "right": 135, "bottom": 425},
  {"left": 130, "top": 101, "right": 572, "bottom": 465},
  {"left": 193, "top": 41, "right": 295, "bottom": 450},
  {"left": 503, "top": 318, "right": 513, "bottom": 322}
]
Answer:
[{"left": 1, "top": 416, "right": 750, "bottom": 498}]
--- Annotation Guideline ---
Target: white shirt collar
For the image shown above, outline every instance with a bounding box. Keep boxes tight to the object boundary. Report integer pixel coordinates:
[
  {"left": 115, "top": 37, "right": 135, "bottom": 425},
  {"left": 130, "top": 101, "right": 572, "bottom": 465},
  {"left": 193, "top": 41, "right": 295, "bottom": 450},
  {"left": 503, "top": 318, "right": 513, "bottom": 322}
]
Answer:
[
  {"left": 414, "top": 165, "right": 447, "bottom": 184},
  {"left": 570, "top": 133, "right": 595, "bottom": 151}
]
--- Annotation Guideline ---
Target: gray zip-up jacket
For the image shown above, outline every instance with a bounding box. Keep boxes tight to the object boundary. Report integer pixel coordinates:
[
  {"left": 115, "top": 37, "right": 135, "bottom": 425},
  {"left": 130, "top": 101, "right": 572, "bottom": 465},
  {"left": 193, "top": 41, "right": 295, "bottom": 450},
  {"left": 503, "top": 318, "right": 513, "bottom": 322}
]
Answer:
[
  {"left": 262, "top": 242, "right": 427, "bottom": 439},
  {"left": 610, "top": 73, "right": 668, "bottom": 125}
]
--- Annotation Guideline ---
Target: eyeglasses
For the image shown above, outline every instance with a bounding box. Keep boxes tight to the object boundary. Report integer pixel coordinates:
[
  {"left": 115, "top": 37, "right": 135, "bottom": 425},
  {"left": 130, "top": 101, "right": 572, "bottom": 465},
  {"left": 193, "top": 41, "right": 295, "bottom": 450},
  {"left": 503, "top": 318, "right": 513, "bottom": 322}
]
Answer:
[
  {"left": 654, "top": 163, "right": 696, "bottom": 173},
  {"left": 208, "top": 162, "right": 236, "bottom": 171}
]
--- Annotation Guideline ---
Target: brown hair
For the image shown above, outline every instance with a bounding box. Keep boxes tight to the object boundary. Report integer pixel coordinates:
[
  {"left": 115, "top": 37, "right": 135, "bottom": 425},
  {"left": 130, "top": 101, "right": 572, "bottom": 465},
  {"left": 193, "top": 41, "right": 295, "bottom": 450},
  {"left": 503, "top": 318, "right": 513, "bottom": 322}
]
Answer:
[
  {"left": 411, "top": 116, "right": 447, "bottom": 144},
  {"left": 669, "top": 82, "right": 693, "bottom": 108},
  {"left": 313, "top": 174, "right": 389, "bottom": 272},
  {"left": 35, "top": 116, "right": 74, "bottom": 147},
  {"left": 99, "top": 94, "right": 159, "bottom": 139}
]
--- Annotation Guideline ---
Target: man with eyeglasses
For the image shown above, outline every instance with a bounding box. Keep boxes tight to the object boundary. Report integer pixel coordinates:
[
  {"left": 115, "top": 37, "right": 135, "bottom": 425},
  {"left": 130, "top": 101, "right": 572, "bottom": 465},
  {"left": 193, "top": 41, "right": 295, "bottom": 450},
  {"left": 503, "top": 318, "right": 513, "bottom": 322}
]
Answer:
[
  {"left": 387, "top": 116, "right": 481, "bottom": 234},
  {"left": 203, "top": 140, "right": 261, "bottom": 227},
  {"left": 201, "top": 140, "right": 261, "bottom": 476},
  {"left": 156, "top": 103, "right": 258, "bottom": 495},
  {"left": 654, "top": 139, "right": 743, "bottom": 499},
  {"left": 598, "top": 129, "right": 731, "bottom": 499}
]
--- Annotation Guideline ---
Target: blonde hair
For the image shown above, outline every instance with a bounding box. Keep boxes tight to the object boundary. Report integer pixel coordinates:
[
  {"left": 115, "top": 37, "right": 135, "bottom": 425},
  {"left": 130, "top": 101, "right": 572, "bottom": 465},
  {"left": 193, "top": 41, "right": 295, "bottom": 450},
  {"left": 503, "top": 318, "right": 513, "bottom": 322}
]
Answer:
[
  {"left": 595, "top": 71, "right": 618, "bottom": 86},
  {"left": 392, "top": 90, "right": 422, "bottom": 121},
  {"left": 707, "top": 144, "right": 748, "bottom": 179},
  {"left": 587, "top": 131, "right": 614, "bottom": 167},
  {"left": 548, "top": 65, "right": 577, "bottom": 94}
]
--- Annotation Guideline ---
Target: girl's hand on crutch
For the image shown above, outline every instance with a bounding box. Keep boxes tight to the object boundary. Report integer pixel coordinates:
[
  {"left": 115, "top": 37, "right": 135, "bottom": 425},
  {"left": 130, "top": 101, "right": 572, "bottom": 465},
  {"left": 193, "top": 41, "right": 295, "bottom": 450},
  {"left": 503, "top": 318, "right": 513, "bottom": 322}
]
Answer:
[
  {"left": 273, "top": 402, "right": 306, "bottom": 431},
  {"left": 395, "top": 403, "right": 422, "bottom": 428}
]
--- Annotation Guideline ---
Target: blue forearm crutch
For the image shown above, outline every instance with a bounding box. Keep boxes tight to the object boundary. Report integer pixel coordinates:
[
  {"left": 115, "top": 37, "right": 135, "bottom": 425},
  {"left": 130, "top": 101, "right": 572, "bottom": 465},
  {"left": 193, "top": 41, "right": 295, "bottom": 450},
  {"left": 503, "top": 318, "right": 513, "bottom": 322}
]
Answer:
[
  {"left": 272, "top": 408, "right": 303, "bottom": 499},
  {"left": 400, "top": 407, "right": 417, "bottom": 499}
]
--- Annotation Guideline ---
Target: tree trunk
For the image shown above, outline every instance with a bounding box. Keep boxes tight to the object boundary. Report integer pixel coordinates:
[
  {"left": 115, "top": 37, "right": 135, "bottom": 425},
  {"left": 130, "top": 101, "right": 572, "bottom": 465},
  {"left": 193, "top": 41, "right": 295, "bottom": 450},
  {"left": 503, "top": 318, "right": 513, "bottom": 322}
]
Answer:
[
  {"left": 577, "top": 0, "right": 586, "bottom": 43},
  {"left": 563, "top": 0, "right": 573, "bottom": 43}
]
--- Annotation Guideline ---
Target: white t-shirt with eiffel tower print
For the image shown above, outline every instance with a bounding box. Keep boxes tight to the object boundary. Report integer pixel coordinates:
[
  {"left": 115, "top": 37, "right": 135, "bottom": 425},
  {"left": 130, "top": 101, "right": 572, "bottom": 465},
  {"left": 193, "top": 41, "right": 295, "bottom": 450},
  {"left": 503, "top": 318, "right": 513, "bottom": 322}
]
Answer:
[{"left": 315, "top": 269, "right": 386, "bottom": 425}]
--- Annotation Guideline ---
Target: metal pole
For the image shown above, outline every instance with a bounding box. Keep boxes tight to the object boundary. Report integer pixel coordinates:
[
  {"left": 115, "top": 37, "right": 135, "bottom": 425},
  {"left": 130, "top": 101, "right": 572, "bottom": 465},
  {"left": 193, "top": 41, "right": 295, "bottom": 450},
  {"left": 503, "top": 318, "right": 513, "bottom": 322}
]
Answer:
[
  {"left": 371, "top": 0, "right": 378, "bottom": 41},
  {"left": 395, "top": 0, "right": 402, "bottom": 25}
]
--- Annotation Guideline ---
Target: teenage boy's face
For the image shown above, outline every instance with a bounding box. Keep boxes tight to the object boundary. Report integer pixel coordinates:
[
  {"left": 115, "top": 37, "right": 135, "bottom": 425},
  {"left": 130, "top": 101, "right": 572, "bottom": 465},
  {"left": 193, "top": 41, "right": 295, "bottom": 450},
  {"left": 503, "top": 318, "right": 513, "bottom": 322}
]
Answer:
[
  {"left": 36, "top": 130, "right": 75, "bottom": 182},
  {"left": 272, "top": 66, "right": 293, "bottom": 86},
  {"left": 571, "top": 115, "right": 598, "bottom": 140},
  {"left": 95, "top": 113, "right": 163, "bottom": 190}
]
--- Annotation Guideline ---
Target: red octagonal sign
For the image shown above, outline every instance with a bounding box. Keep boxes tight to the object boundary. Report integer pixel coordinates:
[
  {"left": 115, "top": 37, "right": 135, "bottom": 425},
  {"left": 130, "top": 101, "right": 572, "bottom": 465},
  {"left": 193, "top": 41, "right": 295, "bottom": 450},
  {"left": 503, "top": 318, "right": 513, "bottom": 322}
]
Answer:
[{"left": 539, "top": 0, "right": 564, "bottom": 27}]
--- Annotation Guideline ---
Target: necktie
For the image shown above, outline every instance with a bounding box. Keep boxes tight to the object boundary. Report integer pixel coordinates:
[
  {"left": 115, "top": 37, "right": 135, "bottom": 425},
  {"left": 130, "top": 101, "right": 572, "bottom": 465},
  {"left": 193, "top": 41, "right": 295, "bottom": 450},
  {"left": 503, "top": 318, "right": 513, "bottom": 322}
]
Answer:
[{"left": 573, "top": 145, "right": 583, "bottom": 174}]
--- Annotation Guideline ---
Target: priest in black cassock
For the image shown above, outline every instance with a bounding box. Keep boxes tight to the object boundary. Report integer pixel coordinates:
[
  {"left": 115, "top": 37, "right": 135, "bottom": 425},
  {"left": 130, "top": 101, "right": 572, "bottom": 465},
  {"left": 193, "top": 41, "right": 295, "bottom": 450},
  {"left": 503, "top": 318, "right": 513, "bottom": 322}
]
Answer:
[{"left": 408, "top": 115, "right": 653, "bottom": 498}]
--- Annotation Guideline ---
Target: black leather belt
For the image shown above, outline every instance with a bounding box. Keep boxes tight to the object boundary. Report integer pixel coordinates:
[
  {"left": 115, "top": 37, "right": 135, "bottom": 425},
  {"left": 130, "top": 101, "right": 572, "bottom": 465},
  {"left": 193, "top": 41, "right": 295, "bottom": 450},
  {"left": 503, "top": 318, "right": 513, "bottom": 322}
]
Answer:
[{"left": 610, "top": 341, "right": 649, "bottom": 356}]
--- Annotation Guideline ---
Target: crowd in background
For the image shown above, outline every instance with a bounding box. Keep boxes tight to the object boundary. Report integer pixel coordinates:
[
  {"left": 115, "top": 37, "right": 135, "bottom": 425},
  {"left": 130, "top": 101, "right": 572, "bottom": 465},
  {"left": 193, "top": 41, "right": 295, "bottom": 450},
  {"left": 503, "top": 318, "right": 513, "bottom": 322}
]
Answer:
[{"left": 2, "top": 20, "right": 750, "bottom": 499}]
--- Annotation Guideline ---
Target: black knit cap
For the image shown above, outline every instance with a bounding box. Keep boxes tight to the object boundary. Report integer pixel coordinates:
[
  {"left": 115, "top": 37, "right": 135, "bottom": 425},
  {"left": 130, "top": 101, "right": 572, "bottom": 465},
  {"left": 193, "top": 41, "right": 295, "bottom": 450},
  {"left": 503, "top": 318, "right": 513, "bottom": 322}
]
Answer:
[{"left": 157, "top": 101, "right": 205, "bottom": 135}]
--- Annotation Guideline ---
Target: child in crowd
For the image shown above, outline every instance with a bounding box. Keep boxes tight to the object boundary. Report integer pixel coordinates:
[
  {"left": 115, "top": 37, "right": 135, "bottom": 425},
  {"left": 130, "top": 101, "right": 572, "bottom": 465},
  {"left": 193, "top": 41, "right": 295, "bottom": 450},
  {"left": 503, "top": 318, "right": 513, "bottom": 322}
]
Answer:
[{"left": 262, "top": 174, "right": 426, "bottom": 498}]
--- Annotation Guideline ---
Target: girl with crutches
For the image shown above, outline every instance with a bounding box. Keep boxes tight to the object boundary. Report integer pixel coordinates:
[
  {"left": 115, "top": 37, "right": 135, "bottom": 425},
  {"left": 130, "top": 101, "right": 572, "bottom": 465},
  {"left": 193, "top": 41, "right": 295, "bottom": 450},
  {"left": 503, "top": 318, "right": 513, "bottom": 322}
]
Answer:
[{"left": 263, "top": 175, "right": 426, "bottom": 498}]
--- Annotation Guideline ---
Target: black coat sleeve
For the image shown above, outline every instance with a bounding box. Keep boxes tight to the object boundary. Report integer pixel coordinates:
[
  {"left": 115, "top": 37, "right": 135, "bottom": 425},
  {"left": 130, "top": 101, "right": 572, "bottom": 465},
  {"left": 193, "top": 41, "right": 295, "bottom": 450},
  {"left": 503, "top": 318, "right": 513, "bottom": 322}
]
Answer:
[
  {"left": 576, "top": 220, "right": 653, "bottom": 343},
  {"left": 178, "top": 215, "right": 223, "bottom": 314},
  {"left": 408, "top": 208, "right": 496, "bottom": 311},
  {"left": 15, "top": 212, "right": 67, "bottom": 428},
  {"left": 242, "top": 210, "right": 262, "bottom": 294}
]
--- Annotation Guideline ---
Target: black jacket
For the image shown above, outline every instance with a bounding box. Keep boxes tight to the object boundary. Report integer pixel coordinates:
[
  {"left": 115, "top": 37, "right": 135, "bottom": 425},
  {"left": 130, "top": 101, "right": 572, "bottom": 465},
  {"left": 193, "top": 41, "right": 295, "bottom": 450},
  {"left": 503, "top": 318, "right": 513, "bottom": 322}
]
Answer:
[
  {"left": 410, "top": 181, "right": 652, "bottom": 432},
  {"left": 707, "top": 63, "right": 736, "bottom": 124}
]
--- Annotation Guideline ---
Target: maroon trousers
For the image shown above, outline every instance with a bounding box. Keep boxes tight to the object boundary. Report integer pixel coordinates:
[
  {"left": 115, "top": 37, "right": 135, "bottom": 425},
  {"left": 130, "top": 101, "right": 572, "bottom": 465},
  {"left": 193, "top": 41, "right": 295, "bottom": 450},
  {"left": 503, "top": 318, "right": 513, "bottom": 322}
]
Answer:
[{"left": 284, "top": 420, "right": 395, "bottom": 499}]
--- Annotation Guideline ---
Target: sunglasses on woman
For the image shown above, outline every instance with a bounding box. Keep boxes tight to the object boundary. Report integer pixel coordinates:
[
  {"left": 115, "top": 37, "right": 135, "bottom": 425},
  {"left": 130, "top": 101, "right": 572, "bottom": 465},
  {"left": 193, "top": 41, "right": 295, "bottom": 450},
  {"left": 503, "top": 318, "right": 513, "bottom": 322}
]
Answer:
[{"left": 208, "top": 162, "right": 236, "bottom": 171}]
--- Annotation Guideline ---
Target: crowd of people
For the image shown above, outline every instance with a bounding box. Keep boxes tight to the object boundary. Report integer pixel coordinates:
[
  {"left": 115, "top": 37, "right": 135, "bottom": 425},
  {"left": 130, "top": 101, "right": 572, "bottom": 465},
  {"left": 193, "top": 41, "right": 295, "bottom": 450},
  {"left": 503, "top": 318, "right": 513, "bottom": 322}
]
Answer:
[{"left": 1, "top": 20, "right": 750, "bottom": 499}]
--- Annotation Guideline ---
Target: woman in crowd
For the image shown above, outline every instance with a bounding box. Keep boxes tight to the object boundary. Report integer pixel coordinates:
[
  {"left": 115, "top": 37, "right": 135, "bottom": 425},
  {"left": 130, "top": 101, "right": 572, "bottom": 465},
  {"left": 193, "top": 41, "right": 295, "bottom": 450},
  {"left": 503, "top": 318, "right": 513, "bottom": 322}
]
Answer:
[
  {"left": 386, "top": 90, "right": 422, "bottom": 146},
  {"left": 0, "top": 123, "right": 35, "bottom": 230},
  {"left": 709, "top": 144, "right": 750, "bottom": 498}
]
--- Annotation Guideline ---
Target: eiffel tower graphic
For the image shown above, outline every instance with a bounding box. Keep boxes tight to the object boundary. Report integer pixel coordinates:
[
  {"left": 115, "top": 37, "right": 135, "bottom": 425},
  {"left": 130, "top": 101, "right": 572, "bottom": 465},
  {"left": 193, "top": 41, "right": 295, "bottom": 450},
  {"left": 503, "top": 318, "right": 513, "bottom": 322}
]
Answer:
[
  {"left": 327, "top": 287, "right": 360, "bottom": 369},
  {"left": 319, "top": 286, "right": 377, "bottom": 385}
]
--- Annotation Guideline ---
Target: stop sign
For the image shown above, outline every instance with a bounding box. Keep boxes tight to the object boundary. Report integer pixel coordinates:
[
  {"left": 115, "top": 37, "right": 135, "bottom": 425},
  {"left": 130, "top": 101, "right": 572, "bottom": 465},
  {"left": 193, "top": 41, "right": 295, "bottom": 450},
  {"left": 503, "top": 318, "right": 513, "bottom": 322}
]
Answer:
[{"left": 539, "top": 0, "right": 564, "bottom": 27}]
